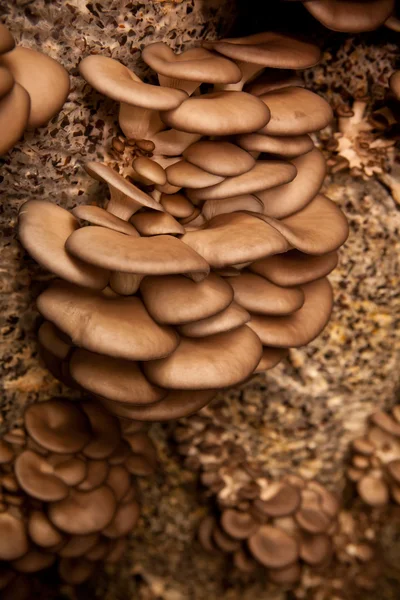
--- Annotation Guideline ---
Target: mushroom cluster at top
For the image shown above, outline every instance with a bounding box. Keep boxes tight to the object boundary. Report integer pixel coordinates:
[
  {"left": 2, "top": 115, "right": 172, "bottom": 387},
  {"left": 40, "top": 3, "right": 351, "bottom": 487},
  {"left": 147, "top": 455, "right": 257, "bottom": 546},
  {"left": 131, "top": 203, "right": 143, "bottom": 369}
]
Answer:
[
  {"left": 18, "top": 32, "right": 348, "bottom": 422},
  {"left": 198, "top": 474, "right": 340, "bottom": 585},
  {"left": 0, "top": 23, "right": 69, "bottom": 156},
  {"left": 347, "top": 406, "right": 400, "bottom": 508},
  {"left": 0, "top": 398, "right": 156, "bottom": 592}
]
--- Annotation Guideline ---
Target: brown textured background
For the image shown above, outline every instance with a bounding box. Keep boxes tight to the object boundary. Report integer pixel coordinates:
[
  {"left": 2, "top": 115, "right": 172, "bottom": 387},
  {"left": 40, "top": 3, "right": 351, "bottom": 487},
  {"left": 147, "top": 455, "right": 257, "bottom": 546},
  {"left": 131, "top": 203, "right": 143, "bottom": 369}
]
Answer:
[{"left": 0, "top": 1, "right": 399, "bottom": 598}]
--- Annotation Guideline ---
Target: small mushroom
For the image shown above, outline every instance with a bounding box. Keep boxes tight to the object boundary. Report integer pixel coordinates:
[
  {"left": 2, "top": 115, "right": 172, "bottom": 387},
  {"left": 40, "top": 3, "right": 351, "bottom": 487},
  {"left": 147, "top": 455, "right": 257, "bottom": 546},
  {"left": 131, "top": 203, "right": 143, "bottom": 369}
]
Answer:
[
  {"left": 14, "top": 450, "right": 69, "bottom": 501},
  {"left": 357, "top": 475, "right": 389, "bottom": 507},
  {"left": 166, "top": 159, "right": 225, "bottom": 189},
  {"left": 77, "top": 460, "right": 109, "bottom": 491},
  {"left": 236, "top": 132, "right": 314, "bottom": 159},
  {"left": 72, "top": 205, "right": 139, "bottom": 236},
  {"left": 106, "top": 465, "right": 132, "bottom": 501},
  {"left": 102, "top": 500, "right": 141, "bottom": 538},
  {"left": 248, "top": 525, "right": 299, "bottom": 569},
  {"left": 221, "top": 509, "right": 259, "bottom": 540},
  {"left": 300, "top": 532, "right": 332, "bottom": 566},
  {"left": 0, "top": 23, "right": 15, "bottom": 55},
  {"left": 151, "top": 129, "right": 201, "bottom": 156},
  {"left": 202, "top": 195, "right": 264, "bottom": 221},
  {"left": 130, "top": 211, "right": 185, "bottom": 236},
  {"left": 177, "top": 302, "right": 250, "bottom": 338},
  {"left": 49, "top": 486, "right": 116, "bottom": 535},
  {"left": 28, "top": 511, "right": 64, "bottom": 548},
  {"left": 0, "top": 513, "right": 29, "bottom": 560},
  {"left": 0, "top": 82, "right": 30, "bottom": 155},
  {"left": 58, "top": 534, "right": 99, "bottom": 558},
  {"left": 80, "top": 401, "right": 121, "bottom": 460},
  {"left": 183, "top": 140, "right": 255, "bottom": 177},
  {"left": 132, "top": 156, "right": 167, "bottom": 186},
  {"left": 253, "top": 482, "right": 301, "bottom": 517},
  {"left": 268, "top": 562, "right": 301, "bottom": 584}
]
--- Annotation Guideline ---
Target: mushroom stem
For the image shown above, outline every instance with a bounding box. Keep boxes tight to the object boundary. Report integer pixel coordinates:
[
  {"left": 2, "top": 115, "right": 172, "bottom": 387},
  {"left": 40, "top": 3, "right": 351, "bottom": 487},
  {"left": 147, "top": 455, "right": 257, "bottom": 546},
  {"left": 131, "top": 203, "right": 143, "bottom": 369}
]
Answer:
[
  {"left": 107, "top": 188, "right": 140, "bottom": 221},
  {"left": 109, "top": 272, "right": 143, "bottom": 296},
  {"left": 214, "top": 62, "right": 264, "bottom": 92},
  {"left": 158, "top": 74, "right": 201, "bottom": 96},
  {"left": 118, "top": 103, "right": 165, "bottom": 140}
]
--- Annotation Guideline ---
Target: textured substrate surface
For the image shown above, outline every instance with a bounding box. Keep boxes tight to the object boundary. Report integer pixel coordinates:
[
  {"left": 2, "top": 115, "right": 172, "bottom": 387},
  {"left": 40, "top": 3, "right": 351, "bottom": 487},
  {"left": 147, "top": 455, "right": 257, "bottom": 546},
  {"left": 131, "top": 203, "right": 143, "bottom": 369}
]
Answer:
[{"left": 0, "top": 2, "right": 400, "bottom": 599}]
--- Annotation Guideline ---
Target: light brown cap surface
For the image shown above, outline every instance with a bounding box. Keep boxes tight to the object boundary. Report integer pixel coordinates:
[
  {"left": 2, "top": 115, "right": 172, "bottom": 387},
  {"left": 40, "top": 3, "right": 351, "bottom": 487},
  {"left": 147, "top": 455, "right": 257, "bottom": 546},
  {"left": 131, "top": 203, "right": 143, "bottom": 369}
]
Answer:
[
  {"left": 0, "top": 47, "right": 69, "bottom": 128},
  {"left": 254, "top": 347, "right": 288, "bottom": 373},
  {"left": 15, "top": 450, "right": 69, "bottom": 501},
  {"left": 177, "top": 301, "right": 250, "bottom": 338},
  {"left": 166, "top": 159, "right": 225, "bottom": 188},
  {"left": 72, "top": 205, "right": 139, "bottom": 236},
  {"left": 236, "top": 132, "right": 314, "bottom": 159},
  {"left": 0, "top": 65, "right": 14, "bottom": 100},
  {"left": 151, "top": 129, "right": 201, "bottom": 157},
  {"left": 0, "top": 82, "right": 30, "bottom": 155},
  {"left": 221, "top": 509, "right": 258, "bottom": 540},
  {"left": 0, "top": 24, "right": 15, "bottom": 55},
  {"left": 305, "top": 0, "right": 394, "bottom": 32},
  {"left": 253, "top": 483, "right": 301, "bottom": 517},
  {"left": 130, "top": 211, "right": 185, "bottom": 236},
  {"left": 0, "top": 513, "right": 29, "bottom": 561},
  {"left": 183, "top": 141, "right": 255, "bottom": 177},
  {"left": 102, "top": 501, "right": 141, "bottom": 538},
  {"left": 248, "top": 525, "right": 299, "bottom": 568},
  {"left": 37, "top": 280, "right": 179, "bottom": 361},
  {"left": 133, "top": 156, "right": 167, "bottom": 186},
  {"left": 49, "top": 486, "right": 116, "bottom": 534},
  {"left": 18, "top": 200, "right": 109, "bottom": 289},
  {"left": 28, "top": 511, "right": 64, "bottom": 548},
  {"left": 143, "top": 325, "right": 262, "bottom": 389}
]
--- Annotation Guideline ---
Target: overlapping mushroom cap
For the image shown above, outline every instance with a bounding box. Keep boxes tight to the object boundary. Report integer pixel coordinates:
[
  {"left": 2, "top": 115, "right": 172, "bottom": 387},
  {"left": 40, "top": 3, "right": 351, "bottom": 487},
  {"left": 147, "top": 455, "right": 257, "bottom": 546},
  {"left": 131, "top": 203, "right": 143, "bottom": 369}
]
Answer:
[
  {"left": 303, "top": 0, "right": 395, "bottom": 32},
  {"left": 0, "top": 23, "right": 69, "bottom": 155},
  {"left": 18, "top": 31, "right": 347, "bottom": 422},
  {"left": 0, "top": 398, "right": 156, "bottom": 591}
]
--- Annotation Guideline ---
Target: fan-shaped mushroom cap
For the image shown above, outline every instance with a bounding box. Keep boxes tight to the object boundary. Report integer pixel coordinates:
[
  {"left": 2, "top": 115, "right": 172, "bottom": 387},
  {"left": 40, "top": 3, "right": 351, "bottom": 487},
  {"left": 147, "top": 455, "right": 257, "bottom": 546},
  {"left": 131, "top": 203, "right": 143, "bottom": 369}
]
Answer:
[
  {"left": 79, "top": 55, "right": 187, "bottom": 109},
  {"left": 140, "top": 273, "right": 233, "bottom": 325},
  {"left": 28, "top": 511, "right": 63, "bottom": 548},
  {"left": 202, "top": 195, "right": 263, "bottom": 221},
  {"left": 254, "top": 347, "right": 288, "bottom": 373},
  {"left": 304, "top": 0, "right": 394, "bottom": 32},
  {"left": 268, "top": 562, "right": 301, "bottom": 584},
  {"left": 142, "top": 43, "right": 242, "bottom": 90},
  {"left": 79, "top": 401, "right": 119, "bottom": 460},
  {"left": 0, "top": 47, "right": 69, "bottom": 128},
  {"left": 166, "top": 160, "right": 225, "bottom": 189},
  {"left": 295, "top": 491, "right": 331, "bottom": 533},
  {"left": 370, "top": 410, "right": 400, "bottom": 437},
  {"left": 0, "top": 65, "right": 13, "bottom": 99},
  {"left": 130, "top": 211, "right": 185, "bottom": 236},
  {"left": 213, "top": 527, "right": 241, "bottom": 553},
  {"left": 203, "top": 32, "right": 321, "bottom": 70},
  {"left": 226, "top": 273, "right": 304, "bottom": 315},
  {"left": 248, "top": 277, "right": 333, "bottom": 347},
  {"left": 177, "top": 301, "right": 250, "bottom": 338},
  {"left": 182, "top": 212, "right": 289, "bottom": 268},
  {"left": 143, "top": 325, "right": 262, "bottom": 389},
  {"left": 0, "top": 513, "right": 29, "bottom": 560},
  {"left": 183, "top": 141, "right": 255, "bottom": 177},
  {"left": 98, "top": 389, "right": 217, "bottom": 421},
  {"left": 389, "top": 71, "right": 400, "bottom": 100},
  {"left": 66, "top": 227, "right": 209, "bottom": 282},
  {"left": 259, "top": 194, "right": 349, "bottom": 255},
  {"left": 186, "top": 160, "right": 296, "bottom": 202},
  {"left": 161, "top": 91, "right": 270, "bottom": 136},
  {"left": 102, "top": 500, "right": 140, "bottom": 538},
  {"left": 0, "top": 82, "right": 30, "bottom": 155},
  {"left": 38, "top": 321, "right": 72, "bottom": 360},
  {"left": 151, "top": 129, "right": 201, "bottom": 156},
  {"left": 72, "top": 205, "right": 138, "bottom": 236},
  {"left": 12, "top": 549, "right": 55, "bottom": 573},
  {"left": 77, "top": 460, "right": 109, "bottom": 491},
  {"left": 248, "top": 525, "right": 299, "bottom": 568},
  {"left": 221, "top": 509, "right": 259, "bottom": 540},
  {"left": 236, "top": 132, "right": 314, "bottom": 159},
  {"left": 0, "top": 24, "right": 15, "bottom": 55},
  {"left": 256, "top": 148, "right": 326, "bottom": 218},
  {"left": 24, "top": 399, "right": 91, "bottom": 453},
  {"left": 250, "top": 250, "right": 339, "bottom": 287},
  {"left": 254, "top": 482, "right": 301, "bottom": 517},
  {"left": 357, "top": 475, "right": 389, "bottom": 507},
  {"left": 300, "top": 533, "right": 332, "bottom": 566},
  {"left": 0, "top": 440, "right": 14, "bottom": 464},
  {"left": 132, "top": 156, "right": 167, "bottom": 186},
  {"left": 106, "top": 465, "right": 132, "bottom": 502},
  {"left": 84, "top": 162, "right": 163, "bottom": 220},
  {"left": 58, "top": 534, "right": 99, "bottom": 558},
  {"left": 18, "top": 201, "right": 109, "bottom": 289},
  {"left": 49, "top": 455, "right": 87, "bottom": 486},
  {"left": 15, "top": 450, "right": 69, "bottom": 501},
  {"left": 70, "top": 349, "right": 166, "bottom": 405},
  {"left": 37, "top": 280, "right": 179, "bottom": 361},
  {"left": 49, "top": 486, "right": 116, "bottom": 534},
  {"left": 258, "top": 87, "right": 333, "bottom": 136}
]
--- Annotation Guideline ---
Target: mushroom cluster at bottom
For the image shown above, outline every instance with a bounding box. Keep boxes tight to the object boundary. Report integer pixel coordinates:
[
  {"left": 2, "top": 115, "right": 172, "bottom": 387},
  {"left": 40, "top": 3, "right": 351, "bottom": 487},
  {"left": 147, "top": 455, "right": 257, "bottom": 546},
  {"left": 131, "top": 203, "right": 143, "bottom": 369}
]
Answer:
[
  {"left": 198, "top": 475, "right": 340, "bottom": 585},
  {"left": 0, "top": 398, "right": 156, "bottom": 593}
]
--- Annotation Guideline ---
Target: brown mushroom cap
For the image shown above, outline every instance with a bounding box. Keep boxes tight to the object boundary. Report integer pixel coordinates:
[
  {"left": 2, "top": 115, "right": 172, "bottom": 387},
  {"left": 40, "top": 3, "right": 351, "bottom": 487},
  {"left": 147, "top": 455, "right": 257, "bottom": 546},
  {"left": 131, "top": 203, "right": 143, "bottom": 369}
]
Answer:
[
  {"left": 221, "top": 509, "right": 259, "bottom": 540},
  {"left": 70, "top": 349, "right": 166, "bottom": 405},
  {"left": 389, "top": 71, "right": 400, "bottom": 100},
  {"left": 98, "top": 389, "right": 217, "bottom": 421},
  {"left": 142, "top": 43, "right": 242, "bottom": 85},
  {"left": 106, "top": 465, "right": 132, "bottom": 501},
  {"left": 186, "top": 160, "right": 296, "bottom": 202},
  {"left": 357, "top": 475, "right": 389, "bottom": 507},
  {"left": 253, "top": 483, "right": 301, "bottom": 517},
  {"left": 28, "top": 511, "right": 64, "bottom": 548},
  {"left": 102, "top": 500, "right": 141, "bottom": 538},
  {"left": 49, "top": 486, "right": 116, "bottom": 534},
  {"left": 254, "top": 347, "right": 288, "bottom": 373},
  {"left": 15, "top": 450, "right": 69, "bottom": 501},
  {"left": 202, "top": 195, "right": 263, "bottom": 221},
  {"left": 133, "top": 156, "right": 167, "bottom": 186},
  {"left": 143, "top": 325, "right": 262, "bottom": 389},
  {"left": 161, "top": 91, "right": 270, "bottom": 136},
  {"left": 130, "top": 211, "right": 184, "bottom": 236},
  {"left": 181, "top": 212, "right": 289, "bottom": 268},
  {"left": 25, "top": 399, "right": 91, "bottom": 454},
  {"left": 18, "top": 200, "right": 109, "bottom": 289},
  {"left": 151, "top": 129, "right": 201, "bottom": 157},
  {"left": 0, "top": 82, "right": 30, "bottom": 155},
  {"left": 244, "top": 69, "right": 305, "bottom": 96},
  {"left": 370, "top": 411, "right": 400, "bottom": 437},
  {"left": 226, "top": 272, "right": 304, "bottom": 316},
  {"left": 0, "top": 24, "right": 15, "bottom": 55},
  {"left": 268, "top": 562, "right": 301, "bottom": 584},
  {"left": 0, "top": 65, "right": 14, "bottom": 100},
  {"left": 166, "top": 160, "right": 225, "bottom": 189},
  {"left": 38, "top": 321, "right": 72, "bottom": 361},
  {"left": 177, "top": 301, "right": 250, "bottom": 338},
  {"left": 58, "top": 534, "right": 99, "bottom": 558},
  {"left": 0, "top": 513, "right": 29, "bottom": 561},
  {"left": 236, "top": 132, "right": 314, "bottom": 159},
  {"left": 300, "top": 533, "right": 332, "bottom": 566},
  {"left": 248, "top": 525, "right": 299, "bottom": 569},
  {"left": 250, "top": 250, "right": 339, "bottom": 288},
  {"left": 59, "top": 558, "right": 96, "bottom": 585},
  {"left": 304, "top": 0, "right": 394, "bottom": 33},
  {"left": 0, "top": 47, "right": 69, "bottom": 129},
  {"left": 12, "top": 549, "right": 55, "bottom": 573},
  {"left": 183, "top": 141, "right": 255, "bottom": 177},
  {"left": 256, "top": 148, "right": 326, "bottom": 219},
  {"left": 203, "top": 32, "right": 321, "bottom": 70},
  {"left": 65, "top": 227, "right": 209, "bottom": 282},
  {"left": 248, "top": 277, "right": 332, "bottom": 348},
  {"left": 258, "top": 87, "right": 333, "bottom": 136},
  {"left": 0, "top": 440, "right": 15, "bottom": 464},
  {"left": 49, "top": 455, "right": 87, "bottom": 486},
  {"left": 79, "top": 55, "right": 187, "bottom": 109},
  {"left": 77, "top": 459, "right": 109, "bottom": 491},
  {"left": 72, "top": 205, "right": 138, "bottom": 236},
  {"left": 80, "top": 401, "right": 121, "bottom": 460},
  {"left": 140, "top": 273, "right": 233, "bottom": 325},
  {"left": 37, "top": 280, "right": 179, "bottom": 361}
]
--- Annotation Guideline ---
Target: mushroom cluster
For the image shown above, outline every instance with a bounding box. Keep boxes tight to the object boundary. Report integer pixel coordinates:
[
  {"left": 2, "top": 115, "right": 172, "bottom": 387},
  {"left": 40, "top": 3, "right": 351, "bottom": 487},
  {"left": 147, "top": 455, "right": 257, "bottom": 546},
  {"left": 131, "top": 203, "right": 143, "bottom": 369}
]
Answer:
[
  {"left": 0, "top": 23, "right": 69, "bottom": 156},
  {"left": 18, "top": 33, "right": 348, "bottom": 422},
  {"left": 198, "top": 474, "right": 340, "bottom": 585},
  {"left": 0, "top": 398, "right": 156, "bottom": 592},
  {"left": 301, "top": 0, "right": 395, "bottom": 32},
  {"left": 347, "top": 407, "right": 400, "bottom": 508}
]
